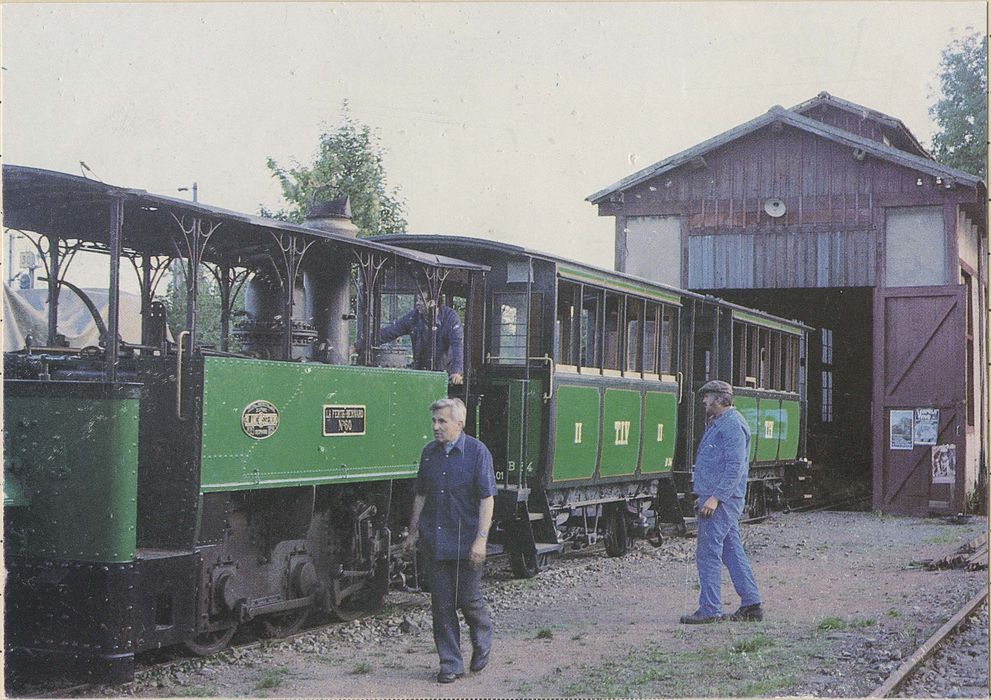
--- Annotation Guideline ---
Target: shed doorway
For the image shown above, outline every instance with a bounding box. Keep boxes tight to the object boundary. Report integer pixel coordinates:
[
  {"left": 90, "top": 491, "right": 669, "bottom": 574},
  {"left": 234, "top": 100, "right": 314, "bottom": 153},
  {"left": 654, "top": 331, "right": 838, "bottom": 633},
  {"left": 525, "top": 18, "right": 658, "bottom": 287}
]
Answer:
[{"left": 709, "top": 288, "right": 874, "bottom": 505}]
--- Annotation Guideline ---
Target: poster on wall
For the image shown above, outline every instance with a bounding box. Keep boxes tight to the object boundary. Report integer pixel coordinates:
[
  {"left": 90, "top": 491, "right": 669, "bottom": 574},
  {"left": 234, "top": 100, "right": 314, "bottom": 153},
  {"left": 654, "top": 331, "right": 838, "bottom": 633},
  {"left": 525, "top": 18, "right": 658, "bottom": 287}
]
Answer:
[
  {"left": 889, "top": 410, "right": 914, "bottom": 450},
  {"left": 913, "top": 408, "right": 939, "bottom": 446},
  {"left": 931, "top": 444, "right": 956, "bottom": 484}
]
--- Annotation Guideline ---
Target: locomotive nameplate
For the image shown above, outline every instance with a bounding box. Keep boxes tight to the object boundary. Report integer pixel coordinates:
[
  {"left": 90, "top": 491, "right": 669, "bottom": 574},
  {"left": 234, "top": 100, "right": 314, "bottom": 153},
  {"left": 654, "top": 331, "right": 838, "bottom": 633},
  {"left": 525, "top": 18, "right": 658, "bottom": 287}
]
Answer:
[
  {"left": 241, "top": 400, "right": 280, "bottom": 439},
  {"left": 323, "top": 404, "right": 366, "bottom": 436}
]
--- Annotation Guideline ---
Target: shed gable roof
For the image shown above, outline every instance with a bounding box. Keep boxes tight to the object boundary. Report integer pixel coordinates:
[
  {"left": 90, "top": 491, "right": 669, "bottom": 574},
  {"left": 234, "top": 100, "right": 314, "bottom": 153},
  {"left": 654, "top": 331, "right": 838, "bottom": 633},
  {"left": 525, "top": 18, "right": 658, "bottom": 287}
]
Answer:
[
  {"left": 790, "top": 91, "right": 933, "bottom": 159},
  {"left": 587, "top": 102, "right": 983, "bottom": 204}
]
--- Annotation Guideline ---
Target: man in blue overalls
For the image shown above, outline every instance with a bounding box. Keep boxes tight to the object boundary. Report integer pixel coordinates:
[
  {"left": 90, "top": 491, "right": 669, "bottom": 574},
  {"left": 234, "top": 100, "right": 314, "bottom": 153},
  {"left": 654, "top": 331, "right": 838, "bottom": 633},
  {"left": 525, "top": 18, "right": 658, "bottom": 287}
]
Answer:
[
  {"left": 404, "top": 397, "right": 496, "bottom": 683},
  {"left": 378, "top": 292, "right": 464, "bottom": 385},
  {"left": 680, "top": 379, "right": 764, "bottom": 624}
]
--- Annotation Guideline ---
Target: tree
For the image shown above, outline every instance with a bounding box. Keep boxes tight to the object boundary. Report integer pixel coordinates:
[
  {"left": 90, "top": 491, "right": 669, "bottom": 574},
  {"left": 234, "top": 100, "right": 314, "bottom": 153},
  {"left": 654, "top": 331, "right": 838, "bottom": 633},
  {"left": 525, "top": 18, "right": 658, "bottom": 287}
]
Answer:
[
  {"left": 929, "top": 30, "right": 987, "bottom": 180},
  {"left": 263, "top": 104, "right": 408, "bottom": 237}
]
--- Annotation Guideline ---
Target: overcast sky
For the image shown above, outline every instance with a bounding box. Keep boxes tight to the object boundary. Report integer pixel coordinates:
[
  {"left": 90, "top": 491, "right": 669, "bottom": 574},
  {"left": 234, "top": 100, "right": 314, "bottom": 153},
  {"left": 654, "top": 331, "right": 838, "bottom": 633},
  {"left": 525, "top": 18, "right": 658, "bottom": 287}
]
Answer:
[{"left": 3, "top": 1, "right": 986, "bottom": 284}]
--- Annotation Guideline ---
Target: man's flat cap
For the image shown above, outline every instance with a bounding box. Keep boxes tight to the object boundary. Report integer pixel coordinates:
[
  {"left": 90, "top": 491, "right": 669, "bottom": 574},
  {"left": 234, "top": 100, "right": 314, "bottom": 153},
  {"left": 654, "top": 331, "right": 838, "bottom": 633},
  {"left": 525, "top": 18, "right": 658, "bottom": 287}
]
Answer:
[{"left": 698, "top": 379, "right": 733, "bottom": 396}]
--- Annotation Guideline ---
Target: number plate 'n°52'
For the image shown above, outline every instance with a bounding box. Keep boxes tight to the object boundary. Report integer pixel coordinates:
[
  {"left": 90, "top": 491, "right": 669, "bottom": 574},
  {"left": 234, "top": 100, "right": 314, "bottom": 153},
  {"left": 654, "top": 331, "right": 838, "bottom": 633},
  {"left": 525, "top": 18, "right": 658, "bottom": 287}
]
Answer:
[{"left": 323, "top": 404, "right": 367, "bottom": 436}]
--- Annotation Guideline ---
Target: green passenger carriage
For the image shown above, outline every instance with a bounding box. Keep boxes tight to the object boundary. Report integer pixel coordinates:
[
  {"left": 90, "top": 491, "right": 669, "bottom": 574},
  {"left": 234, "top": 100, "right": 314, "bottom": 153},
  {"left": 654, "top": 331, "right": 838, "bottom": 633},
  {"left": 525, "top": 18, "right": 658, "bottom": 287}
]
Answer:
[{"left": 376, "top": 236, "right": 812, "bottom": 573}]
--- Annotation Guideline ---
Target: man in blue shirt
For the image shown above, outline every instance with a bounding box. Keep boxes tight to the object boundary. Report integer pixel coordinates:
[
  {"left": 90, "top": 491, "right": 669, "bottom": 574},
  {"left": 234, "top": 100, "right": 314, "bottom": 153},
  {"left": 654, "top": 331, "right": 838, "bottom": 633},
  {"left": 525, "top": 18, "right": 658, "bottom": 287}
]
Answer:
[
  {"left": 378, "top": 292, "right": 464, "bottom": 385},
  {"left": 404, "top": 397, "right": 496, "bottom": 683},
  {"left": 680, "top": 380, "right": 764, "bottom": 624}
]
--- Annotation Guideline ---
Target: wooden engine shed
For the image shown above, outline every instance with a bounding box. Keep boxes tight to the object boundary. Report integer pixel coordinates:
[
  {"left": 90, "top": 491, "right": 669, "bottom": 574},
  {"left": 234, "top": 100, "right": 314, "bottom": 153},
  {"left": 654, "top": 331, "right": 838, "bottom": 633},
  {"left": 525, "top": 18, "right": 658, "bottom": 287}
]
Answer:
[{"left": 587, "top": 92, "right": 987, "bottom": 516}]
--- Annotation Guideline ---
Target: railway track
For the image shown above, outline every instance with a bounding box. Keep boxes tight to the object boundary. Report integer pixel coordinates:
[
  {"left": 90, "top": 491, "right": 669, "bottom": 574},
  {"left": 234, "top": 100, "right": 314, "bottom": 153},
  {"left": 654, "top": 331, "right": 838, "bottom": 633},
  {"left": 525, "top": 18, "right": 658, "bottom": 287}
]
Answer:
[
  {"left": 26, "top": 539, "right": 615, "bottom": 698},
  {"left": 868, "top": 589, "right": 989, "bottom": 697}
]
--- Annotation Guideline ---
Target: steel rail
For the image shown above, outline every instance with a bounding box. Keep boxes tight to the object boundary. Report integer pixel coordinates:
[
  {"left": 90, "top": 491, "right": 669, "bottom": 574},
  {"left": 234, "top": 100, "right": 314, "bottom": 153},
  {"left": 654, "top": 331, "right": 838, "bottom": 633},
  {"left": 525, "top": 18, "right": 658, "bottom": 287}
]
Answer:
[{"left": 868, "top": 588, "right": 988, "bottom": 697}]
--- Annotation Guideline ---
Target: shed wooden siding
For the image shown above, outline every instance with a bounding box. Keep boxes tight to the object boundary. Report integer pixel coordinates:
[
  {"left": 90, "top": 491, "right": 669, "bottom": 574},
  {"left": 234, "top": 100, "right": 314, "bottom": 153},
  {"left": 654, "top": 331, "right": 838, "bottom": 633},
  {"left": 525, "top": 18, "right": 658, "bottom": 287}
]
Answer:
[{"left": 606, "top": 123, "right": 968, "bottom": 290}]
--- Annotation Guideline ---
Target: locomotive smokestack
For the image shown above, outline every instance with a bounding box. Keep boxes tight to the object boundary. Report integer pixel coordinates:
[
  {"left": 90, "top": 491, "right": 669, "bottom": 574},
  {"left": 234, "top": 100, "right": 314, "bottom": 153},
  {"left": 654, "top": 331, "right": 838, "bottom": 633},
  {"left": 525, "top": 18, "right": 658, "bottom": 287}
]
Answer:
[
  {"left": 303, "top": 192, "right": 358, "bottom": 238},
  {"left": 302, "top": 190, "right": 356, "bottom": 363}
]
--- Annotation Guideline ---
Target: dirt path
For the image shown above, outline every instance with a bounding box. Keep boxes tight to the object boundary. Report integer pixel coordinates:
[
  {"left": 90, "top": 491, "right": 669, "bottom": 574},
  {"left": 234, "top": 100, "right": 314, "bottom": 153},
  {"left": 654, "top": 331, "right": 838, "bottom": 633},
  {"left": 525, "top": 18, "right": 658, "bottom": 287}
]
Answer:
[{"left": 94, "top": 510, "right": 988, "bottom": 698}]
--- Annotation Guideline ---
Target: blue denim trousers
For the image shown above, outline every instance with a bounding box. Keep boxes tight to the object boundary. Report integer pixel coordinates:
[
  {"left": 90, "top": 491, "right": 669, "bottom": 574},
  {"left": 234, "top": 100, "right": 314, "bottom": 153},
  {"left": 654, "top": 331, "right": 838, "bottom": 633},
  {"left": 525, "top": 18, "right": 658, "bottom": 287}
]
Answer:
[
  {"left": 426, "top": 558, "right": 493, "bottom": 675},
  {"left": 695, "top": 497, "right": 761, "bottom": 616}
]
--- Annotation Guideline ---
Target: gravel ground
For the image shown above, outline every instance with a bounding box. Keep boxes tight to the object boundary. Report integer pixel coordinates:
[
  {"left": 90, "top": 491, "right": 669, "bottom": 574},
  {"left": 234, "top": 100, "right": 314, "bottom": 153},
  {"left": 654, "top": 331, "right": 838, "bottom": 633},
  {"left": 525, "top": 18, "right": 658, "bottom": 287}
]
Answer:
[
  {"left": 896, "top": 602, "right": 989, "bottom": 698},
  {"left": 72, "top": 510, "right": 987, "bottom": 698}
]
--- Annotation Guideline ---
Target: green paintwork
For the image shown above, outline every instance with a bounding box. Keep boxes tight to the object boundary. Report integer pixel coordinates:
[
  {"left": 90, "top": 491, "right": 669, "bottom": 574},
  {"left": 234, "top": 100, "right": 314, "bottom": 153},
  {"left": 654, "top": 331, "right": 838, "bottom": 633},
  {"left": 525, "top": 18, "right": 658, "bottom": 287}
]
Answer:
[
  {"left": 641, "top": 390, "right": 678, "bottom": 474},
  {"left": 558, "top": 267, "right": 682, "bottom": 305},
  {"left": 4, "top": 394, "right": 139, "bottom": 562},
  {"left": 551, "top": 384, "right": 601, "bottom": 482},
  {"left": 734, "top": 396, "right": 760, "bottom": 463},
  {"left": 199, "top": 357, "right": 446, "bottom": 492},
  {"left": 755, "top": 398, "right": 783, "bottom": 462},
  {"left": 778, "top": 399, "right": 801, "bottom": 461},
  {"left": 733, "top": 310, "right": 803, "bottom": 336},
  {"left": 599, "top": 389, "right": 642, "bottom": 477}
]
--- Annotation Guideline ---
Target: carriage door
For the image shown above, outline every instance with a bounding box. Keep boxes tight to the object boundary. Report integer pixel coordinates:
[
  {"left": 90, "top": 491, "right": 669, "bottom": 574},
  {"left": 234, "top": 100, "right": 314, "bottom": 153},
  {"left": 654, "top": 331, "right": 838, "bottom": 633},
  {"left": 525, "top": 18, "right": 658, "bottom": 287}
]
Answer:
[{"left": 872, "top": 286, "right": 966, "bottom": 515}]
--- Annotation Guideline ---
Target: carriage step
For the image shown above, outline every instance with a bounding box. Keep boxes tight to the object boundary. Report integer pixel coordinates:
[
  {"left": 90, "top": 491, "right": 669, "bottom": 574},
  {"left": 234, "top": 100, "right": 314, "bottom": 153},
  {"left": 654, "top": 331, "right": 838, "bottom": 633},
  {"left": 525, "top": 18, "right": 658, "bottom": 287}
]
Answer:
[
  {"left": 528, "top": 512, "right": 544, "bottom": 521},
  {"left": 535, "top": 542, "right": 563, "bottom": 555}
]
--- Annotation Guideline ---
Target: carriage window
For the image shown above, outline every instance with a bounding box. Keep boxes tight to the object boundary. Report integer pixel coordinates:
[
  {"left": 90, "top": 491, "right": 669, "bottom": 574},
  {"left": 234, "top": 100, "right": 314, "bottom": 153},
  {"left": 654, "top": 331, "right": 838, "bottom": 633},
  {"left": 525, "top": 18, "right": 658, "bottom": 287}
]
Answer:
[
  {"left": 492, "top": 293, "right": 528, "bottom": 364},
  {"left": 757, "top": 327, "right": 770, "bottom": 388},
  {"left": 603, "top": 293, "right": 623, "bottom": 371},
  {"left": 581, "top": 288, "right": 602, "bottom": 369},
  {"left": 556, "top": 281, "right": 581, "bottom": 365},
  {"left": 625, "top": 298, "right": 644, "bottom": 373},
  {"left": 732, "top": 322, "right": 746, "bottom": 386},
  {"left": 659, "top": 304, "right": 678, "bottom": 375},
  {"left": 644, "top": 303, "right": 660, "bottom": 374}
]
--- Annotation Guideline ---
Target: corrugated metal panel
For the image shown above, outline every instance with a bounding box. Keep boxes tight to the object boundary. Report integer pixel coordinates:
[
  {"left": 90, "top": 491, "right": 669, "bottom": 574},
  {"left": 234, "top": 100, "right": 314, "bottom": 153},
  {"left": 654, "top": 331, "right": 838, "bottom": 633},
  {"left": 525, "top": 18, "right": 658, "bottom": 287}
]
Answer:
[{"left": 689, "top": 228, "right": 876, "bottom": 289}]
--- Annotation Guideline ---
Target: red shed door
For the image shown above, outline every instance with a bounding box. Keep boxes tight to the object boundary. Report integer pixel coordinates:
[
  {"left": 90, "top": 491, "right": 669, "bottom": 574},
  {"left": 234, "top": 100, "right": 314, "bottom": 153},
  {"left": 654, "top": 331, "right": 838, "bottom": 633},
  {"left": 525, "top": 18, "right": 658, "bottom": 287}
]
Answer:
[{"left": 872, "top": 286, "right": 966, "bottom": 516}]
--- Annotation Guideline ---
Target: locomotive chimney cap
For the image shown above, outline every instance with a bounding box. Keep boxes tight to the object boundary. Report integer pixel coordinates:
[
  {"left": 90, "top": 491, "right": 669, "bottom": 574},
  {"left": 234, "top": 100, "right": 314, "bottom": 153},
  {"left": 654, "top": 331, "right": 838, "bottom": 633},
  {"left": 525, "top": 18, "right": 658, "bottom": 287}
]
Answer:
[
  {"left": 306, "top": 191, "right": 352, "bottom": 220},
  {"left": 303, "top": 188, "right": 358, "bottom": 237}
]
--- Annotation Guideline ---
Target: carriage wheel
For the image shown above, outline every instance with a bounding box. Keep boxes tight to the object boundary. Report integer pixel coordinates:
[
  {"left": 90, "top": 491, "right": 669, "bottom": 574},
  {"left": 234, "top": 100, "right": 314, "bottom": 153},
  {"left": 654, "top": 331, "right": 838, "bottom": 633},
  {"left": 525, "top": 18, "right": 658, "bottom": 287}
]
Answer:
[
  {"left": 509, "top": 548, "right": 541, "bottom": 578},
  {"left": 603, "top": 503, "right": 632, "bottom": 557}
]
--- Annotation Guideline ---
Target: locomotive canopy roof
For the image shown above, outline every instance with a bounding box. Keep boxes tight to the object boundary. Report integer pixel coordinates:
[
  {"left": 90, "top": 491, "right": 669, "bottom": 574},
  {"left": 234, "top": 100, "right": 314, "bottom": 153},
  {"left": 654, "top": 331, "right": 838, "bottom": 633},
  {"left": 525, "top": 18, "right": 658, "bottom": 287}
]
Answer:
[
  {"left": 2, "top": 165, "right": 487, "bottom": 273},
  {"left": 374, "top": 233, "right": 811, "bottom": 332}
]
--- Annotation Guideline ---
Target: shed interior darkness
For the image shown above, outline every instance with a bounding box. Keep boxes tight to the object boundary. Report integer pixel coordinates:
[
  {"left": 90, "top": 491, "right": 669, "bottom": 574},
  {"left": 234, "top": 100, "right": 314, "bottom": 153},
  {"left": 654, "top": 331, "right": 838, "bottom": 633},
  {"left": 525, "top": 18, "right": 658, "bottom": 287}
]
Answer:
[{"left": 713, "top": 288, "right": 874, "bottom": 503}]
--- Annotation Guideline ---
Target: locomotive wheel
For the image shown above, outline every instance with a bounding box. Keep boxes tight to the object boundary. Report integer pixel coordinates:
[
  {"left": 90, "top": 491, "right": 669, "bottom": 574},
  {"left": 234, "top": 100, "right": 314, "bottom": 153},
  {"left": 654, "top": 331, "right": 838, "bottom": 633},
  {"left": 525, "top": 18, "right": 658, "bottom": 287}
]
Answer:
[
  {"left": 509, "top": 549, "right": 540, "bottom": 578},
  {"left": 184, "top": 625, "right": 237, "bottom": 656},
  {"left": 603, "top": 504, "right": 632, "bottom": 558},
  {"left": 260, "top": 609, "right": 309, "bottom": 638}
]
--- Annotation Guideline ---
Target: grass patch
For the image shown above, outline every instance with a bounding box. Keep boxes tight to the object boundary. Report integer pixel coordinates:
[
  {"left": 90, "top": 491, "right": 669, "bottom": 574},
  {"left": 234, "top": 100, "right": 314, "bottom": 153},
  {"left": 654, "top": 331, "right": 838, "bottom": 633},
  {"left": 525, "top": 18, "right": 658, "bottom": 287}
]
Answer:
[
  {"left": 816, "top": 616, "right": 847, "bottom": 631},
  {"left": 351, "top": 662, "right": 373, "bottom": 675},
  {"left": 570, "top": 632, "right": 584, "bottom": 641},
  {"left": 552, "top": 633, "right": 812, "bottom": 697},
  {"left": 536, "top": 628, "right": 554, "bottom": 640},
  {"left": 816, "top": 615, "right": 874, "bottom": 632},
  {"left": 850, "top": 617, "right": 876, "bottom": 628},
  {"left": 254, "top": 668, "right": 290, "bottom": 690},
  {"left": 731, "top": 634, "right": 775, "bottom": 654},
  {"left": 886, "top": 608, "right": 902, "bottom": 618}
]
